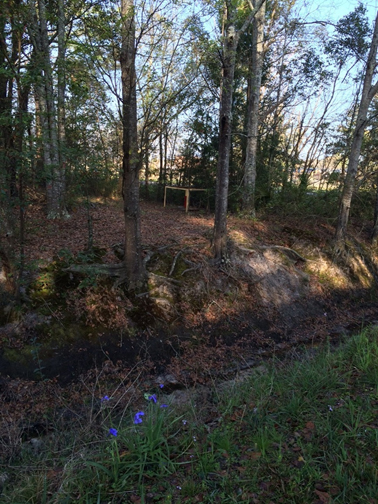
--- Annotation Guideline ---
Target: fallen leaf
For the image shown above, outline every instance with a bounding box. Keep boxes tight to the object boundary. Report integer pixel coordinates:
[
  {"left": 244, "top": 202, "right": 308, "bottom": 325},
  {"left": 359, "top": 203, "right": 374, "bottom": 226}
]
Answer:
[
  {"left": 249, "top": 451, "right": 262, "bottom": 460},
  {"left": 130, "top": 496, "right": 141, "bottom": 504},
  {"left": 306, "top": 421, "right": 315, "bottom": 430},
  {"left": 314, "top": 489, "right": 331, "bottom": 503}
]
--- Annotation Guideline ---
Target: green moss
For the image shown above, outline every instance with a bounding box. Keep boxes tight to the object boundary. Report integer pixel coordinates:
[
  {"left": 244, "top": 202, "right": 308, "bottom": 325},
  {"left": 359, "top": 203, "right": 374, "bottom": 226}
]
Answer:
[
  {"left": 3, "top": 346, "right": 35, "bottom": 366},
  {"left": 172, "top": 257, "right": 188, "bottom": 278},
  {"left": 29, "top": 271, "right": 56, "bottom": 301},
  {"left": 149, "top": 254, "right": 172, "bottom": 276}
]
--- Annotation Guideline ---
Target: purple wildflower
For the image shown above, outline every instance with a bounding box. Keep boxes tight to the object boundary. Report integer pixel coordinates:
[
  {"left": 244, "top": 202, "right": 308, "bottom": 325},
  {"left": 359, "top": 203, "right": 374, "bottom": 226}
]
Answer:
[
  {"left": 101, "top": 395, "right": 110, "bottom": 402},
  {"left": 160, "top": 404, "right": 168, "bottom": 408},
  {"left": 134, "top": 411, "right": 145, "bottom": 424},
  {"left": 148, "top": 394, "right": 157, "bottom": 403},
  {"left": 109, "top": 428, "right": 118, "bottom": 437},
  {"left": 159, "top": 384, "right": 164, "bottom": 389}
]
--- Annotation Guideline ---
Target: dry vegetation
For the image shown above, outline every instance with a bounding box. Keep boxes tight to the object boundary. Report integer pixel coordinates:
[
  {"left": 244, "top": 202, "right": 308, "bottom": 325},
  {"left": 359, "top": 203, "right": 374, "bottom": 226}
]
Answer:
[{"left": 1, "top": 197, "right": 378, "bottom": 462}]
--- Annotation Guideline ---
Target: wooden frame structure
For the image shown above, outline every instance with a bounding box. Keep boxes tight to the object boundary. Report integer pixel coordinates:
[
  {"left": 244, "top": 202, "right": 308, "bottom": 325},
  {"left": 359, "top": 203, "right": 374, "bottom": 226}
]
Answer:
[{"left": 163, "top": 186, "right": 207, "bottom": 213}]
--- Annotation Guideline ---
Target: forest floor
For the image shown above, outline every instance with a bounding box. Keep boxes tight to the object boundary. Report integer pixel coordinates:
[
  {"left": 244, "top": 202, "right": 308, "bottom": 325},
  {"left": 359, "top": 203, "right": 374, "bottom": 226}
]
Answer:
[{"left": 1, "top": 197, "right": 378, "bottom": 461}]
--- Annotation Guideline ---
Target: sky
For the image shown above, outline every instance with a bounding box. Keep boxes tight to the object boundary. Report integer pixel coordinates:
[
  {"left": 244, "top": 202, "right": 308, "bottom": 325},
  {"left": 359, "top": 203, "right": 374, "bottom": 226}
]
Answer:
[
  {"left": 298, "top": 0, "right": 378, "bottom": 24},
  {"left": 291, "top": 0, "right": 378, "bottom": 145}
]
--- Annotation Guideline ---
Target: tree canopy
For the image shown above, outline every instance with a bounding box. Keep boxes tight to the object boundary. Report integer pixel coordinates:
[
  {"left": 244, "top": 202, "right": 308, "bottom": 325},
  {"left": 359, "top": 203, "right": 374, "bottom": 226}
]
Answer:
[{"left": 1, "top": 0, "right": 378, "bottom": 291}]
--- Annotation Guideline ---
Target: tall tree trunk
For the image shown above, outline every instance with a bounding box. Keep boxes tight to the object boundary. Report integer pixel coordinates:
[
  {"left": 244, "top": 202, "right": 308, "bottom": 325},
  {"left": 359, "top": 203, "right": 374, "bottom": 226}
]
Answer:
[
  {"left": 28, "top": 0, "right": 67, "bottom": 218},
  {"left": 57, "top": 0, "right": 67, "bottom": 203},
  {"left": 334, "top": 12, "right": 378, "bottom": 251},
  {"left": 157, "top": 129, "right": 165, "bottom": 201},
  {"left": 0, "top": 8, "right": 17, "bottom": 199},
  {"left": 0, "top": 8, "right": 17, "bottom": 293},
  {"left": 213, "top": 9, "right": 239, "bottom": 261},
  {"left": 163, "top": 129, "right": 168, "bottom": 188},
  {"left": 372, "top": 174, "right": 378, "bottom": 246},
  {"left": 120, "top": 0, "right": 145, "bottom": 290},
  {"left": 213, "top": 0, "right": 266, "bottom": 260},
  {"left": 14, "top": 82, "right": 30, "bottom": 299},
  {"left": 144, "top": 131, "right": 150, "bottom": 199},
  {"left": 243, "top": 0, "right": 265, "bottom": 215}
]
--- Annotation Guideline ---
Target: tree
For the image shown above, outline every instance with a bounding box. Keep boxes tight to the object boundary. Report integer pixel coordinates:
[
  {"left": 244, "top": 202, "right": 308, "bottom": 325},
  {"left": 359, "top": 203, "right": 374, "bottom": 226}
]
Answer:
[
  {"left": 0, "top": 1, "right": 33, "bottom": 296},
  {"left": 27, "top": 0, "right": 68, "bottom": 218},
  {"left": 213, "top": 0, "right": 266, "bottom": 261},
  {"left": 242, "top": 0, "right": 265, "bottom": 215},
  {"left": 120, "top": 0, "right": 145, "bottom": 290},
  {"left": 334, "top": 10, "right": 378, "bottom": 251},
  {"left": 135, "top": 8, "right": 200, "bottom": 201}
]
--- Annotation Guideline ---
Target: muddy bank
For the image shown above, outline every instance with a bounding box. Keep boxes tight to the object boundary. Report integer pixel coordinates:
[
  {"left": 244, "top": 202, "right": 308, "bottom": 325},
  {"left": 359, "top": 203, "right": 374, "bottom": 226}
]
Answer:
[
  {"left": 1, "top": 216, "right": 378, "bottom": 385},
  {"left": 1, "top": 286, "right": 377, "bottom": 386}
]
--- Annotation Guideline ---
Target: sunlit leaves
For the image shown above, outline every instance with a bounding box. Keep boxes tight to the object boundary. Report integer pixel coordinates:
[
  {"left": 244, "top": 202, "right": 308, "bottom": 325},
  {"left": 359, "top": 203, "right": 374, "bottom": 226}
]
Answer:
[{"left": 325, "top": 4, "right": 371, "bottom": 63}]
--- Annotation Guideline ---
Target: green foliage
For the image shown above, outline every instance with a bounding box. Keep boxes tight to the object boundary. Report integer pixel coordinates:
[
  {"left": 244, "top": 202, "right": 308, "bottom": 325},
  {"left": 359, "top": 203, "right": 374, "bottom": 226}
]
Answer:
[
  {"left": 325, "top": 4, "right": 371, "bottom": 63},
  {"left": 27, "top": 246, "right": 107, "bottom": 305},
  {"left": 262, "top": 187, "right": 341, "bottom": 219},
  {"left": 3, "top": 328, "right": 378, "bottom": 503}
]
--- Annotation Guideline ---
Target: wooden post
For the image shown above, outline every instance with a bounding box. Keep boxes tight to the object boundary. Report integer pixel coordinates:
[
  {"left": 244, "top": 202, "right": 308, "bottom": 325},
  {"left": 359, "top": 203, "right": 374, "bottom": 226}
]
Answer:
[{"left": 185, "top": 189, "right": 190, "bottom": 213}]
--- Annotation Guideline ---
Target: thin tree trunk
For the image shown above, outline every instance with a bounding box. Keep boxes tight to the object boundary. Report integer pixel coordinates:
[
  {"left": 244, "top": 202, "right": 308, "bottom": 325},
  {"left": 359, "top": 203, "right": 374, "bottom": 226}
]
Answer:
[
  {"left": 157, "top": 131, "right": 164, "bottom": 201},
  {"left": 164, "top": 129, "right": 168, "bottom": 188},
  {"left": 28, "top": 0, "right": 67, "bottom": 218},
  {"left": 57, "top": 0, "right": 67, "bottom": 208},
  {"left": 0, "top": 8, "right": 18, "bottom": 293},
  {"left": 14, "top": 80, "right": 30, "bottom": 299},
  {"left": 120, "top": 0, "right": 145, "bottom": 290},
  {"left": 144, "top": 131, "right": 150, "bottom": 199},
  {"left": 372, "top": 175, "right": 378, "bottom": 246},
  {"left": 213, "top": 0, "right": 266, "bottom": 260},
  {"left": 0, "top": 10, "right": 17, "bottom": 199},
  {"left": 334, "top": 12, "right": 378, "bottom": 251},
  {"left": 243, "top": 0, "right": 265, "bottom": 215},
  {"left": 213, "top": 8, "right": 238, "bottom": 260}
]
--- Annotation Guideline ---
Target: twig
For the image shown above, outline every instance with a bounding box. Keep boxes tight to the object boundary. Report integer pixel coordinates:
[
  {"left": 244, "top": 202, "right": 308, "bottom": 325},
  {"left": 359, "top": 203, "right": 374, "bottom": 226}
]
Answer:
[
  {"left": 181, "top": 266, "right": 200, "bottom": 276},
  {"left": 219, "top": 267, "right": 240, "bottom": 283},
  {"left": 143, "top": 249, "right": 154, "bottom": 266},
  {"left": 169, "top": 250, "right": 182, "bottom": 276},
  {"left": 42, "top": 300, "right": 65, "bottom": 326},
  {"left": 156, "top": 242, "right": 178, "bottom": 252},
  {"left": 182, "top": 257, "right": 197, "bottom": 266},
  {"left": 259, "top": 245, "right": 307, "bottom": 262}
]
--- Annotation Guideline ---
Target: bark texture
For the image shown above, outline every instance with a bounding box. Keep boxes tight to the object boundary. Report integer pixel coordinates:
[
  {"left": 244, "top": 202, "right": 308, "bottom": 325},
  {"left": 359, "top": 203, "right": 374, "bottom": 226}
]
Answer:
[
  {"left": 334, "top": 13, "right": 378, "bottom": 251},
  {"left": 213, "top": 0, "right": 266, "bottom": 260},
  {"left": 120, "top": 0, "right": 145, "bottom": 290},
  {"left": 27, "top": 0, "right": 67, "bottom": 218},
  {"left": 372, "top": 176, "right": 378, "bottom": 246},
  {"left": 243, "top": 0, "right": 265, "bottom": 215},
  {"left": 213, "top": 19, "right": 237, "bottom": 261},
  {"left": 57, "top": 0, "right": 67, "bottom": 195}
]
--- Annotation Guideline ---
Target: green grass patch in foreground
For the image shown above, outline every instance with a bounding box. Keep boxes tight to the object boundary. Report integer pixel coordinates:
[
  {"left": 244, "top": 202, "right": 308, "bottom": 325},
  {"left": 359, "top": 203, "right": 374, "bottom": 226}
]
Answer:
[{"left": 2, "top": 328, "right": 378, "bottom": 503}]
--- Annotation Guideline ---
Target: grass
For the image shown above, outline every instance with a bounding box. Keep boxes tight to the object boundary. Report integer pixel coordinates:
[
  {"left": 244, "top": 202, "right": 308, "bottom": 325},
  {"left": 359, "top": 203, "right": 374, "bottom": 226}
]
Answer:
[{"left": 2, "top": 328, "right": 378, "bottom": 503}]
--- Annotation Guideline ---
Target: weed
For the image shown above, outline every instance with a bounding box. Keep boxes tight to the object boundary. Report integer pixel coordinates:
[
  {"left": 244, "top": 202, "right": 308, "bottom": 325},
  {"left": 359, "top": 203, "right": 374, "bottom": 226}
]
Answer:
[{"left": 3, "top": 328, "right": 378, "bottom": 503}]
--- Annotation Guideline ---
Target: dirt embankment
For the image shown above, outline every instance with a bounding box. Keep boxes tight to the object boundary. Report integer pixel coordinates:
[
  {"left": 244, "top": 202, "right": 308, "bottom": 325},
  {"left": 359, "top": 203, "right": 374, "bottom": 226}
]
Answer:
[{"left": 1, "top": 202, "right": 378, "bottom": 387}]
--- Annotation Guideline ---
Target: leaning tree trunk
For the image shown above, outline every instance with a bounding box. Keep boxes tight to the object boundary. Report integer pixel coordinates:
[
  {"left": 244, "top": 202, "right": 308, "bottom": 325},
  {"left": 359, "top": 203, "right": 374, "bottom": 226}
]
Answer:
[
  {"left": 243, "top": 0, "right": 265, "bottom": 216},
  {"left": 334, "top": 12, "right": 378, "bottom": 252},
  {"left": 120, "top": 0, "right": 145, "bottom": 290}
]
